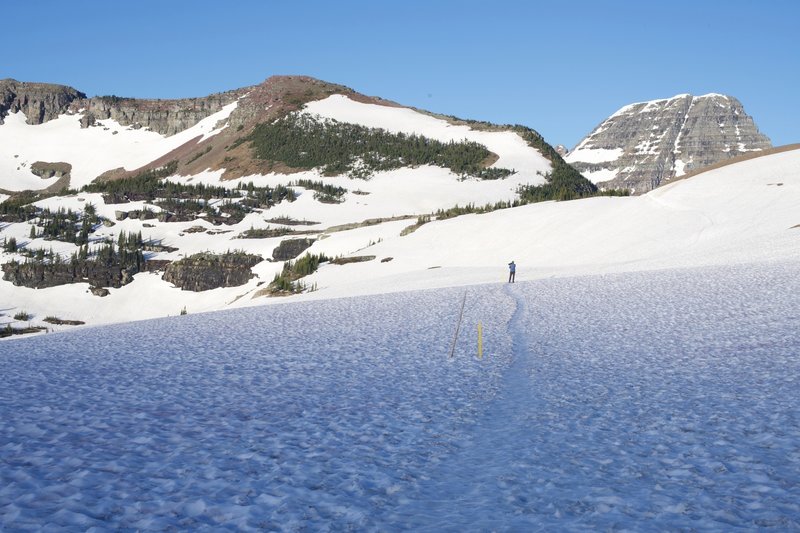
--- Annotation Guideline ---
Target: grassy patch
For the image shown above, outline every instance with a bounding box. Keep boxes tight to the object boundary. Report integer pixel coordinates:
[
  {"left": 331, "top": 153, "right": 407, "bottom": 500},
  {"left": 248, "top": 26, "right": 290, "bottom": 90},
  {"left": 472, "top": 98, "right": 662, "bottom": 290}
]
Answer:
[
  {"left": 43, "top": 316, "right": 85, "bottom": 326},
  {"left": 237, "top": 227, "right": 296, "bottom": 239},
  {"left": 330, "top": 255, "right": 376, "bottom": 265},
  {"left": 400, "top": 215, "right": 431, "bottom": 236},
  {"left": 1, "top": 324, "right": 47, "bottom": 338},
  {"left": 266, "top": 216, "right": 320, "bottom": 226}
]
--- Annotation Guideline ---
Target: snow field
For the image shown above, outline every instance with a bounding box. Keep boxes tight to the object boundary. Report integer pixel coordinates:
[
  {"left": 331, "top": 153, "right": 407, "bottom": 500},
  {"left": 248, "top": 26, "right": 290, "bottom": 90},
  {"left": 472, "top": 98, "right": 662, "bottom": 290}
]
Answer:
[
  {"left": 2, "top": 260, "right": 799, "bottom": 530},
  {"left": 391, "top": 261, "right": 800, "bottom": 530},
  {"left": 0, "top": 101, "right": 238, "bottom": 191},
  {"left": 0, "top": 283, "right": 514, "bottom": 530}
]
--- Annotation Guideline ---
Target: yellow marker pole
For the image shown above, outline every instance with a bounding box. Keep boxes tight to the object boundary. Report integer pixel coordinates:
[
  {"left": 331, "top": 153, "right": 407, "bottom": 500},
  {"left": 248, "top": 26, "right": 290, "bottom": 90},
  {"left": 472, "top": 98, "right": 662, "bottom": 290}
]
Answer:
[{"left": 477, "top": 322, "right": 483, "bottom": 359}]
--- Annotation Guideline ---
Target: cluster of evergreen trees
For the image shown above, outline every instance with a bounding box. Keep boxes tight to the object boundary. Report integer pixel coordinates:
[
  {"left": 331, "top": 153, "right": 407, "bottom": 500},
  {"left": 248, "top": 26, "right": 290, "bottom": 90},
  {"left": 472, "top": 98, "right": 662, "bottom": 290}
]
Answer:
[
  {"left": 84, "top": 162, "right": 221, "bottom": 203},
  {"left": 12, "top": 230, "right": 145, "bottom": 271},
  {"left": 83, "top": 164, "right": 297, "bottom": 223},
  {"left": 244, "top": 113, "right": 515, "bottom": 180},
  {"left": 2, "top": 237, "right": 17, "bottom": 252},
  {"left": 27, "top": 204, "right": 101, "bottom": 245},
  {"left": 291, "top": 179, "right": 347, "bottom": 203},
  {"left": 0, "top": 192, "right": 40, "bottom": 223},
  {"left": 269, "top": 253, "right": 329, "bottom": 294}
]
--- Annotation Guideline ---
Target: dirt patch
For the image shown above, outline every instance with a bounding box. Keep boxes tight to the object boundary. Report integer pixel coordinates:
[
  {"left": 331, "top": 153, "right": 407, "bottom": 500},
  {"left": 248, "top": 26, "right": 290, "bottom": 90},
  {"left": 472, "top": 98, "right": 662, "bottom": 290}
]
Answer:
[
  {"left": 324, "top": 215, "right": 416, "bottom": 234},
  {"left": 42, "top": 317, "right": 85, "bottom": 326},
  {"left": 331, "top": 255, "right": 375, "bottom": 265}
]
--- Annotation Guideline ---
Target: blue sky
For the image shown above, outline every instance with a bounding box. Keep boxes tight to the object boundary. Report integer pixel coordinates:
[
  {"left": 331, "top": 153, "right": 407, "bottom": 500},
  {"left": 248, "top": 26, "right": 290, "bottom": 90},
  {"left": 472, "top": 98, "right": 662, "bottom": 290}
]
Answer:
[{"left": 3, "top": 0, "right": 798, "bottom": 148}]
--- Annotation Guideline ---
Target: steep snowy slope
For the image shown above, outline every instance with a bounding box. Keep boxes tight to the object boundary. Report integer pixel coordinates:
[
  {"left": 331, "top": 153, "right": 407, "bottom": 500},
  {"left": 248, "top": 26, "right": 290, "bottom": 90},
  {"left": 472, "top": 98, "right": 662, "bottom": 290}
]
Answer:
[
  {"left": 296, "top": 147, "right": 800, "bottom": 299},
  {"left": 0, "top": 103, "right": 238, "bottom": 191},
  {"left": 1, "top": 148, "right": 797, "bottom": 332},
  {"left": 303, "top": 94, "right": 551, "bottom": 185}
]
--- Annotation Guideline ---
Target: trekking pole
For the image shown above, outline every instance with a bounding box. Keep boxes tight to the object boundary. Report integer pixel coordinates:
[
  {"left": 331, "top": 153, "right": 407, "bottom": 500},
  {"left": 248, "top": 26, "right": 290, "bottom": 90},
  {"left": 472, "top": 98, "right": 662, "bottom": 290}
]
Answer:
[{"left": 448, "top": 291, "right": 467, "bottom": 359}]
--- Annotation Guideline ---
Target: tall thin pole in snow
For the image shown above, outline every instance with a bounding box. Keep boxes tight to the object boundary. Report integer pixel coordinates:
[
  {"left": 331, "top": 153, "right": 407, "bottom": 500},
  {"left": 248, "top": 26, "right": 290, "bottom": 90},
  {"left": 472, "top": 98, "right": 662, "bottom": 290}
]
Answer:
[{"left": 448, "top": 291, "right": 467, "bottom": 359}]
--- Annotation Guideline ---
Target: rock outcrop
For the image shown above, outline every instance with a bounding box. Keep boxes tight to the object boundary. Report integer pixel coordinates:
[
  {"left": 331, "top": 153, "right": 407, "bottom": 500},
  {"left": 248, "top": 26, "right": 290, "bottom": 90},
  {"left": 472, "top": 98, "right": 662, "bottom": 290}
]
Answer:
[
  {"left": 566, "top": 94, "right": 772, "bottom": 193},
  {"left": 30, "top": 161, "right": 72, "bottom": 180},
  {"left": 2, "top": 261, "right": 138, "bottom": 289},
  {"left": 0, "top": 78, "right": 244, "bottom": 136},
  {"left": 162, "top": 252, "right": 261, "bottom": 291},
  {"left": 0, "top": 79, "right": 85, "bottom": 125},
  {"left": 78, "top": 90, "right": 244, "bottom": 136},
  {"left": 272, "top": 238, "right": 315, "bottom": 261}
]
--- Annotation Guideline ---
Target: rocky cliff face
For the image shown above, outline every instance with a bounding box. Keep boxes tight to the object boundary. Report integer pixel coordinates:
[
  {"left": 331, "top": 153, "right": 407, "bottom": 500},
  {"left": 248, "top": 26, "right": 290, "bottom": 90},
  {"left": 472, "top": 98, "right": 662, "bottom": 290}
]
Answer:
[
  {"left": 0, "top": 78, "right": 245, "bottom": 136},
  {"left": 565, "top": 94, "right": 772, "bottom": 193},
  {"left": 78, "top": 90, "right": 245, "bottom": 136},
  {"left": 162, "top": 252, "right": 262, "bottom": 291},
  {"left": 0, "top": 79, "right": 85, "bottom": 125},
  {"left": 1, "top": 260, "right": 138, "bottom": 289}
]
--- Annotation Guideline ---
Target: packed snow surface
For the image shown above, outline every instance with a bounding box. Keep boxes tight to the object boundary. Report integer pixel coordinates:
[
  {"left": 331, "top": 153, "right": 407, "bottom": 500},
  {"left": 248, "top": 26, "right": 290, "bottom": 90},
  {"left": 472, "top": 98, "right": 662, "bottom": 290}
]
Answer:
[{"left": 1, "top": 260, "right": 799, "bottom": 530}]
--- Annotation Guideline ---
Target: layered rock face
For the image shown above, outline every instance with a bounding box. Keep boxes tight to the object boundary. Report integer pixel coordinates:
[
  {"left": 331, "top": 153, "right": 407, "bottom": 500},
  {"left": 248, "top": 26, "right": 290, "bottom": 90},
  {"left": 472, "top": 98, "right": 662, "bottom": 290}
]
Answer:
[
  {"left": 0, "top": 78, "right": 244, "bottom": 136},
  {"left": 566, "top": 94, "right": 772, "bottom": 193},
  {"left": 78, "top": 90, "right": 244, "bottom": 135},
  {"left": 0, "top": 79, "right": 85, "bottom": 125}
]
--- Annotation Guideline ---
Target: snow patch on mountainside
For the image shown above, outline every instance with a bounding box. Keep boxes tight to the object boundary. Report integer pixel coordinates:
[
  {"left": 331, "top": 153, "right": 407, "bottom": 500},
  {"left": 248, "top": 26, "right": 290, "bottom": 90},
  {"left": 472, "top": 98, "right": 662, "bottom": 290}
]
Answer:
[
  {"left": 0, "top": 101, "right": 238, "bottom": 191},
  {"left": 302, "top": 95, "right": 551, "bottom": 185},
  {"left": 565, "top": 147, "right": 623, "bottom": 165},
  {"left": 1, "top": 142, "right": 797, "bottom": 332}
]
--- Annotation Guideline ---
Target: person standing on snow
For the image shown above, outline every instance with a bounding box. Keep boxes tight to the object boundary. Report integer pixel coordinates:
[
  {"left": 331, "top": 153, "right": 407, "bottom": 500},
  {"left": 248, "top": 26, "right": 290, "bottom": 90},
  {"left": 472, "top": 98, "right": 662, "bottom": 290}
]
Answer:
[{"left": 508, "top": 260, "right": 516, "bottom": 283}]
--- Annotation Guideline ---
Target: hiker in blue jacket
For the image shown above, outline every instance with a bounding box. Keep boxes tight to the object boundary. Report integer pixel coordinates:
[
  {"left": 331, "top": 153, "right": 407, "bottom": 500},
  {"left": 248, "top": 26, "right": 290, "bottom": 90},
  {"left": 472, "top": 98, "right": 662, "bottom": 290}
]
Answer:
[{"left": 508, "top": 260, "right": 516, "bottom": 283}]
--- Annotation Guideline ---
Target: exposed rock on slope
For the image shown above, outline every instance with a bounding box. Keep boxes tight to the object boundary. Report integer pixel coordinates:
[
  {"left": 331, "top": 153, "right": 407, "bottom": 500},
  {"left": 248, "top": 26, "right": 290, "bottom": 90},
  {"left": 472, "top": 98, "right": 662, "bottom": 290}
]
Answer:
[
  {"left": 162, "top": 252, "right": 262, "bottom": 292},
  {"left": 2, "top": 260, "right": 138, "bottom": 290},
  {"left": 0, "top": 78, "right": 244, "bottom": 136},
  {"left": 0, "top": 79, "right": 85, "bottom": 125},
  {"left": 566, "top": 94, "right": 772, "bottom": 193},
  {"left": 78, "top": 91, "right": 244, "bottom": 136}
]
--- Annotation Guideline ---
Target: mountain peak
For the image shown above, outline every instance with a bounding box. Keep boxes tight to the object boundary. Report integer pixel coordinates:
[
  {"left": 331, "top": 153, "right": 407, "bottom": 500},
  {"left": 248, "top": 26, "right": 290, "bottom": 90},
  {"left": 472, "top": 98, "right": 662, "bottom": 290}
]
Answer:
[{"left": 567, "top": 93, "right": 771, "bottom": 193}]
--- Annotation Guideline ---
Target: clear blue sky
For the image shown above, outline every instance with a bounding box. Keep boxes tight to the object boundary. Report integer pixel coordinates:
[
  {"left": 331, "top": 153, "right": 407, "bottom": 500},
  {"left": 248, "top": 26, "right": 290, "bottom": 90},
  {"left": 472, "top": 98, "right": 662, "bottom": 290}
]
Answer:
[{"left": 3, "top": 0, "right": 798, "bottom": 149}]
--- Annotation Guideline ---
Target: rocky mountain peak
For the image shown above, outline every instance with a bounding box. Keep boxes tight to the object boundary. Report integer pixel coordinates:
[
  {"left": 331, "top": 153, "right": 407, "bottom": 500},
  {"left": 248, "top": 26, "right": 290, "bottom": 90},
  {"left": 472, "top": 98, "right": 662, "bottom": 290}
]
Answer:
[
  {"left": 566, "top": 93, "right": 772, "bottom": 193},
  {"left": 226, "top": 75, "right": 366, "bottom": 130}
]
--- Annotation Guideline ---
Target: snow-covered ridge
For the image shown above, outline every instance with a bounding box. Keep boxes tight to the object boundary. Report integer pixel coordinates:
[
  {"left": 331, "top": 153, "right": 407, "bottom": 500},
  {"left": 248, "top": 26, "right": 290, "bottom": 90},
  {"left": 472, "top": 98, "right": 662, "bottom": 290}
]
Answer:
[
  {"left": 610, "top": 92, "right": 727, "bottom": 118},
  {"left": 302, "top": 95, "right": 551, "bottom": 184},
  {"left": 0, "top": 100, "right": 238, "bottom": 191}
]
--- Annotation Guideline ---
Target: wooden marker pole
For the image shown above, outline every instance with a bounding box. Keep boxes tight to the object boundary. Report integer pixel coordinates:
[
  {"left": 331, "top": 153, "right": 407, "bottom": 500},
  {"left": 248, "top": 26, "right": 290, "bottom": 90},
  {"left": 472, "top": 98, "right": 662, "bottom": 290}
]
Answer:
[{"left": 477, "top": 322, "right": 483, "bottom": 359}]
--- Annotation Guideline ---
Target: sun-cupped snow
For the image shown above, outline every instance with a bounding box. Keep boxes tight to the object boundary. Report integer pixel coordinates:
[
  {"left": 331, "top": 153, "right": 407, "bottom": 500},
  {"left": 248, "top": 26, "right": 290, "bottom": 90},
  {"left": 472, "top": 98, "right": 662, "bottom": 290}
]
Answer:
[
  {"left": 302, "top": 94, "right": 552, "bottom": 185},
  {"left": 0, "top": 100, "right": 238, "bottom": 191},
  {"left": 1, "top": 260, "right": 798, "bottom": 530}
]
